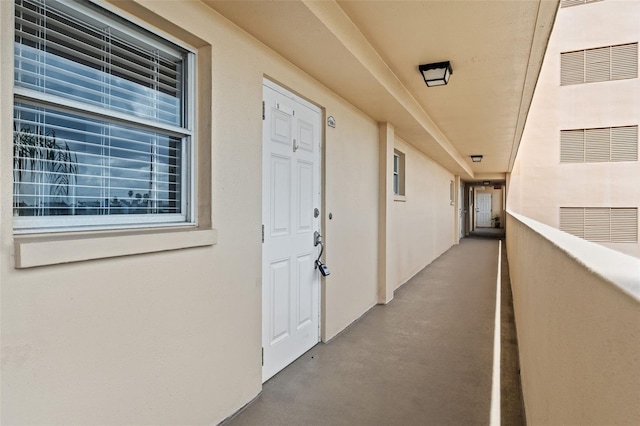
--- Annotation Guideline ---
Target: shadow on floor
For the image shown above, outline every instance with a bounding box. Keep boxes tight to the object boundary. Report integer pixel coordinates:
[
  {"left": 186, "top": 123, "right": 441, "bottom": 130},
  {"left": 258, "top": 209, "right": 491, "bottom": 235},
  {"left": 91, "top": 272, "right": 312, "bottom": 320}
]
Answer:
[{"left": 469, "top": 227, "right": 505, "bottom": 240}]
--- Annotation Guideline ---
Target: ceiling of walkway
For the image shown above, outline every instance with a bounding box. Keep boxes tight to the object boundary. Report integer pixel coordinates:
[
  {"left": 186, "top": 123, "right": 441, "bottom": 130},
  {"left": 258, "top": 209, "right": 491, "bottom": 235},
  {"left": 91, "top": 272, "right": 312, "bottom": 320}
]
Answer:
[{"left": 204, "top": 0, "right": 559, "bottom": 181}]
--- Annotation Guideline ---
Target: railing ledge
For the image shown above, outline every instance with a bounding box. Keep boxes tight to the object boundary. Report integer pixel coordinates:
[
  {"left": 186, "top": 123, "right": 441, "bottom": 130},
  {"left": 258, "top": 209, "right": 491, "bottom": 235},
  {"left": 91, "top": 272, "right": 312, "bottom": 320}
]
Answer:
[{"left": 507, "top": 210, "right": 640, "bottom": 302}]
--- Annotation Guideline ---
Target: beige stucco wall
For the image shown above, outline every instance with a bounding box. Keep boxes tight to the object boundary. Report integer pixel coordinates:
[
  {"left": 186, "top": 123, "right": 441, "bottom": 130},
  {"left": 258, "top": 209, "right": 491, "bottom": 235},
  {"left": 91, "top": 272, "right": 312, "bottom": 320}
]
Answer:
[
  {"left": 322, "top": 100, "right": 380, "bottom": 340},
  {"left": 391, "top": 138, "right": 455, "bottom": 289},
  {"left": 508, "top": 0, "right": 640, "bottom": 257},
  {"left": 1, "top": 0, "right": 382, "bottom": 423},
  {"left": 506, "top": 212, "right": 640, "bottom": 425}
]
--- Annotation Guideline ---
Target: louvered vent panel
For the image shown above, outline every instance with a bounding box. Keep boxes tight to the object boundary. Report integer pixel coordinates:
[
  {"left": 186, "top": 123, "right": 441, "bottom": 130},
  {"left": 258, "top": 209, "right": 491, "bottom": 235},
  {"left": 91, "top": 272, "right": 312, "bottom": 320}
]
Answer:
[
  {"left": 585, "top": 47, "right": 611, "bottom": 83},
  {"left": 560, "top": 130, "right": 585, "bottom": 163},
  {"left": 560, "top": 208, "right": 585, "bottom": 238},
  {"left": 611, "top": 126, "right": 638, "bottom": 162},
  {"left": 561, "top": 51, "right": 585, "bottom": 85},
  {"left": 585, "top": 128, "right": 610, "bottom": 162},
  {"left": 561, "top": 0, "right": 584, "bottom": 7},
  {"left": 561, "top": 207, "right": 637, "bottom": 243},
  {"left": 585, "top": 0, "right": 603, "bottom": 3},
  {"left": 611, "top": 43, "right": 638, "bottom": 80},
  {"left": 611, "top": 208, "right": 638, "bottom": 242},
  {"left": 584, "top": 208, "right": 611, "bottom": 242}
]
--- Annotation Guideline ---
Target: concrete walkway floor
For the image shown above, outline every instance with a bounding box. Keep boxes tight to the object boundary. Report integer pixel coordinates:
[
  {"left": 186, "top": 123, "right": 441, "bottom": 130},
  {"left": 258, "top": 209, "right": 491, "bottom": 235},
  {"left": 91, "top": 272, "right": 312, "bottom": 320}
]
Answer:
[{"left": 224, "top": 238, "right": 524, "bottom": 426}]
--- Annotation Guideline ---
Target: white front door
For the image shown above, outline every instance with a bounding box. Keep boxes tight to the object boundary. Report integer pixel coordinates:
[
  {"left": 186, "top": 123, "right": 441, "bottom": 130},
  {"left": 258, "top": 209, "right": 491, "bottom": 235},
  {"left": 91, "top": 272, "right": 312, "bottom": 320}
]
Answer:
[
  {"left": 262, "top": 81, "right": 321, "bottom": 382},
  {"left": 476, "top": 193, "right": 492, "bottom": 227}
]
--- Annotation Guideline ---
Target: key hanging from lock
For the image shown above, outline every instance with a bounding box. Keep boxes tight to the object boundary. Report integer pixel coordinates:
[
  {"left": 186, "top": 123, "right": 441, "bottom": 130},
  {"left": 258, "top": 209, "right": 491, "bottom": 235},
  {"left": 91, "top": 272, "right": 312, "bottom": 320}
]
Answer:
[{"left": 313, "top": 231, "right": 331, "bottom": 277}]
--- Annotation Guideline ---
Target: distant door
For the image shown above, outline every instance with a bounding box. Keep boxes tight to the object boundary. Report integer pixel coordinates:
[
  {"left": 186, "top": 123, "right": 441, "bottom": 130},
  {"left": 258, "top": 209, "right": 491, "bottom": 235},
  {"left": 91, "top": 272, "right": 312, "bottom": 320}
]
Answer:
[
  {"left": 476, "top": 193, "right": 492, "bottom": 227},
  {"left": 459, "top": 183, "right": 464, "bottom": 239},
  {"left": 469, "top": 187, "right": 474, "bottom": 231},
  {"left": 262, "top": 81, "right": 321, "bottom": 382}
]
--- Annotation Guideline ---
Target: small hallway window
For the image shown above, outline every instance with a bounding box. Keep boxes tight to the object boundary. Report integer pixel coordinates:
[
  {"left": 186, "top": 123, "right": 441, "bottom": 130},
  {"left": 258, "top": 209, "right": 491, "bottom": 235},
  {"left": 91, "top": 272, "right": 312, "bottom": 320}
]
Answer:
[
  {"left": 393, "top": 149, "right": 405, "bottom": 196},
  {"left": 450, "top": 181, "right": 454, "bottom": 205}
]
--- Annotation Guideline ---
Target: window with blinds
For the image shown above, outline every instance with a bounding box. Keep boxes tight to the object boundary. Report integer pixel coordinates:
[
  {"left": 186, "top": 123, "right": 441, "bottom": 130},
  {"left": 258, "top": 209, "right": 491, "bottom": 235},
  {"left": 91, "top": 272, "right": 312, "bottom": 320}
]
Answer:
[
  {"left": 560, "top": 126, "right": 638, "bottom": 163},
  {"left": 13, "top": 0, "right": 193, "bottom": 232},
  {"left": 560, "top": 207, "right": 638, "bottom": 243},
  {"left": 393, "top": 149, "right": 405, "bottom": 196},
  {"left": 560, "top": 43, "right": 638, "bottom": 85}
]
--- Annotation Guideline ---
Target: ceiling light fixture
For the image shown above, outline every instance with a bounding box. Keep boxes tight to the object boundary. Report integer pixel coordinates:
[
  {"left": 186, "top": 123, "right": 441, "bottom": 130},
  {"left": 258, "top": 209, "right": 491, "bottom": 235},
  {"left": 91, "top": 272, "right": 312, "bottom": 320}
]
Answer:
[
  {"left": 419, "top": 61, "right": 453, "bottom": 87},
  {"left": 470, "top": 155, "right": 483, "bottom": 163}
]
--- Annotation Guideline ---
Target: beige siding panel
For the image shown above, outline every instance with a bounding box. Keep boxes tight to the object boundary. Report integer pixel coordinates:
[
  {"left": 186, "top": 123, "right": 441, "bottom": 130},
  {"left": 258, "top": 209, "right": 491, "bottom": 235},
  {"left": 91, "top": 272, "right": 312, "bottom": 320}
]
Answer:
[
  {"left": 611, "top": 43, "right": 638, "bottom": 80},
  {"left": 611, "top": 126, "right": 638, "bottom": 162},
  {"left": 560, "top": 129, "right": 585, "bottom": 163},
  {"left": 584, "top": 208, "right": 611, "bottom": 242},
  {"left": 585, "top": 128, "right": 610, "bottom": 162},
  {"left": 611, "top": 208, "right": 639, "bottom": 242},
  {"left": 585, "top": 46, "right": 610, "bottom": 83},
  {"left": 560, "top": 51, "right": 585, "bottom": 85},
  {"left": 560, "top": 207, "right": 585, "bottom": 238}
]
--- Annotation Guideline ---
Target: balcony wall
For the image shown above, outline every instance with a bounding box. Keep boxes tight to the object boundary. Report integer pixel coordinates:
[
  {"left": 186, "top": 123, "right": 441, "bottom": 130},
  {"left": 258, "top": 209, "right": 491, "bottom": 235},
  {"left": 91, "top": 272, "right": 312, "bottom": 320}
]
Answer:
[{"left": 506, "top": 211, "right": 640, "bottom": 425}]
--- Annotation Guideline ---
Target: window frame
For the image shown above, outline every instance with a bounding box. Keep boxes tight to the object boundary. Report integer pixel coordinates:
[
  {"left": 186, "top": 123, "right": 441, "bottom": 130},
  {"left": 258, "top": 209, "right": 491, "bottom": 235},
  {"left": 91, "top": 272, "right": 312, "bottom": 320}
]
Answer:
[
  {"left": 393, "top": 153, "right": 400, "bottom": 195},
  {"left": 393, "top": 149, "right": 405, "bottom": 197},
  {"left": 449, "top": 180, "right": 455, "bottom": 205},
  {"left": 12, "top": 0, "right": 196, "bottom": 234}
]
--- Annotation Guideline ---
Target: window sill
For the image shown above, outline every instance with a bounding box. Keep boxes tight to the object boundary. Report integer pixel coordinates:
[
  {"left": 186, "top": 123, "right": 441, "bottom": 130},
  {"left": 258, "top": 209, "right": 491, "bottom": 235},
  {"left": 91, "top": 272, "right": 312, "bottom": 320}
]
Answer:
[
  {"left": 394, "top": 195, "right": 407, "bottom": 202},
  {"left": 14, "top": 227, "right": 217, "bottom": 269}
]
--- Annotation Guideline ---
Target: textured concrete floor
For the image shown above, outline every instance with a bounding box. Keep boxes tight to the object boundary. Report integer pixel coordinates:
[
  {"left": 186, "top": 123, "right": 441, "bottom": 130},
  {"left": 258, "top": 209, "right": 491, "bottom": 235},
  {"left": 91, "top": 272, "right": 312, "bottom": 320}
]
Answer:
[{"left": 224, "top": 238, "right": 524, "bottom": 426}]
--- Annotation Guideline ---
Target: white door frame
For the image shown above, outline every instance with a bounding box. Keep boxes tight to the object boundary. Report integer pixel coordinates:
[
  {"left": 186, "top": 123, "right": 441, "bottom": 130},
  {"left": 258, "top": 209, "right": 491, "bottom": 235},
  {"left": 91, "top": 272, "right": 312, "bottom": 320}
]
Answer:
[{"left": 459, "top": 182, "right": 464, "bottom": 239}]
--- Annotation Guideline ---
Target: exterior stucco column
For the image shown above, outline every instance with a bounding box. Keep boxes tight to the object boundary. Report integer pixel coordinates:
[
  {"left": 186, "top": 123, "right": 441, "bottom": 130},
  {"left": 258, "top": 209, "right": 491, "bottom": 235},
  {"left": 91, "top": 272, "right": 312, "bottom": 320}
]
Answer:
[{"left": 377, "top": 122, "right": 394, "bottom": 304}]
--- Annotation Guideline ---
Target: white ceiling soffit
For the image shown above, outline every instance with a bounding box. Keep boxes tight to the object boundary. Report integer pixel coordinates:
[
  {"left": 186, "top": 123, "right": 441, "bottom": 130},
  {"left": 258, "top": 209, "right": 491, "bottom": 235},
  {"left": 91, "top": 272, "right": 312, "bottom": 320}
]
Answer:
[{"left": 204, "top": 0, "right": 559, "bottom": 180}]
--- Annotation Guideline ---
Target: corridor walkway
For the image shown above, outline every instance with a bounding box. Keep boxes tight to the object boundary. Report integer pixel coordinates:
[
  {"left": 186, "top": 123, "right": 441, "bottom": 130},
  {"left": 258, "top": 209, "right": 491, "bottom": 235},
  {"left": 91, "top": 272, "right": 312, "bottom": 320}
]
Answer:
[{"left": 224, "top": 238, "right": 524, "bottom": 426}]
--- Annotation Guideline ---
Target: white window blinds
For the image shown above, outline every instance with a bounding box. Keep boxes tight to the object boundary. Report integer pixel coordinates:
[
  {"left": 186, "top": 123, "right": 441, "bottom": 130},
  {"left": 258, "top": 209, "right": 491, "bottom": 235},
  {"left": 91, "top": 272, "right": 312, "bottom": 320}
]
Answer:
[{"left": 14, "top": 0, "right": 184, "bottom": 126}]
